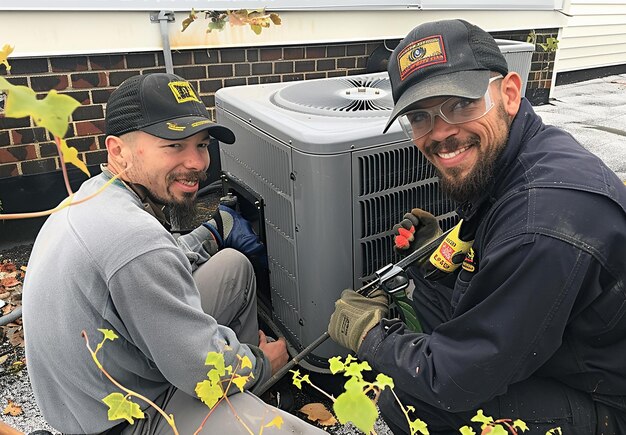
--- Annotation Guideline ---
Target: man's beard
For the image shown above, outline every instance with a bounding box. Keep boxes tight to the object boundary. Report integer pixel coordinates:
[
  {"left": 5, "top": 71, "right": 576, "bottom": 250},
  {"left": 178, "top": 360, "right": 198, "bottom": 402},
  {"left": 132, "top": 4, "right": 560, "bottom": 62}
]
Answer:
[
  {"left": 430, "top": 107, "right": 510, "bottom": 203},
  {"left": 155, "top": 170, "right": 207, "bottom": 230}
]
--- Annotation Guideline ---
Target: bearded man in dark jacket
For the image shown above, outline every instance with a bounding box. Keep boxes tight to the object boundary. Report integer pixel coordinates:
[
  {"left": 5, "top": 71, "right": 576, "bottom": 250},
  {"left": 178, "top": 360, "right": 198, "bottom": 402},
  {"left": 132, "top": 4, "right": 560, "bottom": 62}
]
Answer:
[{"left": 328, "top": 19, "right": 626, "bottom": 435}]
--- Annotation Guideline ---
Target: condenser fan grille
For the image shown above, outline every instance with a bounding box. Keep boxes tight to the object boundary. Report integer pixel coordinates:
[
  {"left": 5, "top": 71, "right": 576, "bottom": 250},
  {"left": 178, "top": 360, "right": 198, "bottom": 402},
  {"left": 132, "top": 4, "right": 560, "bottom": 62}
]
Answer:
[{"left": 271, "top": 75, "right": 394, "bottom": 117}]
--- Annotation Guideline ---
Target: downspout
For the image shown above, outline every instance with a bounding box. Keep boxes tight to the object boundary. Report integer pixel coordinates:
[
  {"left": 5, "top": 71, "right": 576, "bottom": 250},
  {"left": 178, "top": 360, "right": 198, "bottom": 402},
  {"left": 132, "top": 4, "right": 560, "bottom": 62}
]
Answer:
[{"left": 151, "top": 10, "right": 175, "bottom": 74}]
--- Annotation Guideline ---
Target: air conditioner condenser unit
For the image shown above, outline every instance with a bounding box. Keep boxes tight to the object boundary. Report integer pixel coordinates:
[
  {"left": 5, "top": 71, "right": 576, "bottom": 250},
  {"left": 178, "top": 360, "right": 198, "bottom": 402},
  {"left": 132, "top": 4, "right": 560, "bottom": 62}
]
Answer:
[{"left": 215, "top": 72, "right": 459, "bottom": 369}]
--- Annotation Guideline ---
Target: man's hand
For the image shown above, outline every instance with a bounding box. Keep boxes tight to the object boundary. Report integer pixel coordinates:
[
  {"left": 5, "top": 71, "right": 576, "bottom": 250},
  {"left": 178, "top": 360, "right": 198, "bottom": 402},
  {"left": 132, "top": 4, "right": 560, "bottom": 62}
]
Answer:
[
  {"left": 258, "top": 330, "right": 288, "bottom": 376},
  {"left": 327, "top": 289, "right": 389, "bottom": 353},
  {"left": 203, "top": 205, "right": 267, "bottom": 264},
  {"left": 393, "top": 208, "right": 442, "bottom": 257}
]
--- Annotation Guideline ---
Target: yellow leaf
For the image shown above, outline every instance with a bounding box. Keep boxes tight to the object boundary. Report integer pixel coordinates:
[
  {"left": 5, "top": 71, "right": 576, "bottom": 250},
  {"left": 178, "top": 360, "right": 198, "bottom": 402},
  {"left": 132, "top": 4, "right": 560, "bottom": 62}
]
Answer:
[
  {"left": 98, "top": 329, "right": 118, "bottom": 342},
  {"left": 231, "top": 374, "right": 249, "bottom": 392},
  {"left": 59, "top": 138, "right": 90, "bottom": 176},
  {"left": 3, "top": 400, "right": 22, "bottom": 416},
  {"left": 239, "top": 355, "right": 252, "bottom": 370},
  {"left": 102, "top": 393, "right": 144, "bottom": 424},
  {"left": 0, "top": 44, "right": 14, "bottom": 72},
  {"left": 195, "top": 379, "right": 223, "bottom": 409},
  {"left": 264, "top": 415, "right": 284, "bottom": 429},
  {"left": 298, "top": 402, "right": 336, "bottom": 426},
  {"left": 269, "top": 13, "right": 281, "bottom": 25},
  {"left": 0, "top": 77, "right": 80, "bottom": 138}
]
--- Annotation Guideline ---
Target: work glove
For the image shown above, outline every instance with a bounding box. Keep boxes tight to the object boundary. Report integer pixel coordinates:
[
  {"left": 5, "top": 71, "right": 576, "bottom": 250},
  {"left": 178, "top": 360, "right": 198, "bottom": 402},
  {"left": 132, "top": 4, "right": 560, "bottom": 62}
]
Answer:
[
  {"left": 203, "top": 205, "right": 267, "bottom": 266},
  {"left": 327, "top": 289, "right": 389, "bottom": 353},
  {"left": 393, "top": 208, "right": 443, "bottom": 257}
]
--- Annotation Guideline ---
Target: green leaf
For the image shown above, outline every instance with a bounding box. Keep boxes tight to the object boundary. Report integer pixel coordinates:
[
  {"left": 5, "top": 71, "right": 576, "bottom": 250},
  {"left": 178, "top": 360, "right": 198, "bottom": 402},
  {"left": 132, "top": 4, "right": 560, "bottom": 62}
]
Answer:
[
  {"left": 0, "top": 44, "right": 14, "bottom": 72},
  {"left": 98, "top": 329, "right": 119, "bottom": 342},
  {"left": 206, "top": 19, "right": 226, "bottom": 33},
  {"left": 0, "top": 77, "right": 79, "bottom": 138},
  {"left": 513, "top": 419, "right": 529, "bottom": 432},
  {"left": 459, "top": 426, "right": 476, "bottom": 435},
  {"left": 344, "top": 360, "right": 371, "bottom": 380},
  {"left": 408, "top": 417, "right": 429, "bottom": 435},
  {"left": 489, "top": 426, "right": 508, "bottom": 435},
  {"left": 334, "top": 387, "right": 378, "bottom": 434},
  {"left": 102, "top": 393, "right": 144, "bottom": 424},
  {"left": 195, "top": 379, "right": 223, "bottom": 409},
  {"left": 205, "top": 352, "right": 227, "bottom": 376},
  {"left": 290, "top": 369, "right": 311, "bottom": 389},
  {"left": 328, "top": 356, "right": 345, "bottom": 374},
  {"left": 471, "top": 409, "right": 494, "bottom": 426},
  {"left": 374, "top": 373, "right": 394, "bottom": 390},
  {"left": 250, "top": 24, "right": 262, "bottom": 35}
]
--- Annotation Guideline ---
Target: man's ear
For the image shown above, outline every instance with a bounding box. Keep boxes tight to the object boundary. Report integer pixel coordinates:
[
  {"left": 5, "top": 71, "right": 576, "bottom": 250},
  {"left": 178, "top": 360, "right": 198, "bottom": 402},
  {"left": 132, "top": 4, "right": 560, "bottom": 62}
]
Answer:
[
  {"left": 105, "top": 135, "right": 131, "bottom": 169},
  {"left": 500, "top": 72, "right": 523, "bottom": 117}
]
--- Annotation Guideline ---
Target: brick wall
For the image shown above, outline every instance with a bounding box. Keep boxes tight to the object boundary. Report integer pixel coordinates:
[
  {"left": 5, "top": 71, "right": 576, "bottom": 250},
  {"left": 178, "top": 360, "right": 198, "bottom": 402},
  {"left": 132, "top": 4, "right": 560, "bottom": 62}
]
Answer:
[{"left": 0, "top": 29, "right": 557, "bottom": 180}]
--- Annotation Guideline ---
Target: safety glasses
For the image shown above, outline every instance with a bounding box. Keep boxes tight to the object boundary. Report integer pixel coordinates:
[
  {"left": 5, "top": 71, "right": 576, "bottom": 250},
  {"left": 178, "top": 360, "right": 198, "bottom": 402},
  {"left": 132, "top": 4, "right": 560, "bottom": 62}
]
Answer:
[{"left": 399, "top": 76, "right": 503, "bottom": 141}]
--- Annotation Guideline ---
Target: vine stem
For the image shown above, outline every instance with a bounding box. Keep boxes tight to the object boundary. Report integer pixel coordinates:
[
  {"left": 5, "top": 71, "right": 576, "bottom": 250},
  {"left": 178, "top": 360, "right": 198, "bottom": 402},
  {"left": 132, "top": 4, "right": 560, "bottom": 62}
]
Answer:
[
  {"left": 82, "top": 330, "right": 180, "bottom": 435},
  {"left": 0, "top": 167, "right": 129, "bottom": 220},
  {"left": 54, "top": 136, "right": 74, "bottom": 196}
]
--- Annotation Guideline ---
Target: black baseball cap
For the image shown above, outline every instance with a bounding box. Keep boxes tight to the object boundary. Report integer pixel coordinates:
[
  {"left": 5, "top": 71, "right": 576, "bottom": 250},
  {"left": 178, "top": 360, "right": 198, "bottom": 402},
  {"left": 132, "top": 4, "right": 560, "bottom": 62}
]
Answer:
[
  {"left": 384, "top": 19, "right": 509, "bottom": 133},
  {"left": 105, "top": 73, "right": 235, "bottom": 144}
]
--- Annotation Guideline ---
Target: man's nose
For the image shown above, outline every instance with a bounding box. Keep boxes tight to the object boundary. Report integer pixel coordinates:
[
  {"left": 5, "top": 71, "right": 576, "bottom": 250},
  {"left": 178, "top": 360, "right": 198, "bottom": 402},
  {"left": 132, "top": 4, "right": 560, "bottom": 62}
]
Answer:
[
  {"left": 428, "top": 114, "right": 459, "bottom": 142},
  {"left": 184, "top": 147, "right": 209, "bottom": 171}
]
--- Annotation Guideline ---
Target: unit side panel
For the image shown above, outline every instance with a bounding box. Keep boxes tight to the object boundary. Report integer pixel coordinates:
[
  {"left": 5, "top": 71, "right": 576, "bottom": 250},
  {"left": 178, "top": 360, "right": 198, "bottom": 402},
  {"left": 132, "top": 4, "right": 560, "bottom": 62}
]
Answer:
[
  {"left": 217, "top": 109, "right": 304, "bottom": 345},
  {"left": 292, "top": 150, "right": 354, "bottom": 358}
]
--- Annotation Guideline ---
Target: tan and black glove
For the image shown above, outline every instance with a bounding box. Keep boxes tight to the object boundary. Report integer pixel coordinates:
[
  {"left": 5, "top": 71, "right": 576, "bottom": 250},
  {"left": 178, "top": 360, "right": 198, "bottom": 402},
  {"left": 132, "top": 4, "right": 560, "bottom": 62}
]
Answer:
[
  {"left": 393, "top": 208, "right": 443, "bottom": 257},
  {"left": 327, "top": 289, "right": 389, "bottom": 353}
]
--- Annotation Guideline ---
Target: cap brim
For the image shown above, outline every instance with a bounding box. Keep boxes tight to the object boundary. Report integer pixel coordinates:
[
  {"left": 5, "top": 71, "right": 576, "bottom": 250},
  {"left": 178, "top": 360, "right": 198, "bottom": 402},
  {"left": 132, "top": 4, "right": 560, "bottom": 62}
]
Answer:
[
  {"left": 141, "top": 116, "right": 236, "bottom": 144},
  {"left": 383, "top": 70, "right": 491, "bottom": 133}
]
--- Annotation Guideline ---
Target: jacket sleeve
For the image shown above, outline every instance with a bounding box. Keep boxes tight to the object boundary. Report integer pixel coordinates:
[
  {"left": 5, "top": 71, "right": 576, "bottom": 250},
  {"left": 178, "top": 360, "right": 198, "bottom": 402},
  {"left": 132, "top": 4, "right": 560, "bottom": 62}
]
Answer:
[
  {"left": 105, "top": 246, "right": 270, "bottom": 397},
  {"left": 175, "top": 225, "right": 217, "bottom": 271},
  {"left": 358, "top": 233, "right": 595, "bottom": 412}
]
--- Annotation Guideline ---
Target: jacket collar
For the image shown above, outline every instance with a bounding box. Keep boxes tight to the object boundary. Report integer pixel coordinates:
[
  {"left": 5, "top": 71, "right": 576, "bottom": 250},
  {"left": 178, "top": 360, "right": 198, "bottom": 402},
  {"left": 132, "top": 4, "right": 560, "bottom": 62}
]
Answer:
[{"left": 456, "top": 98, "right": 543, "bottom": 221}]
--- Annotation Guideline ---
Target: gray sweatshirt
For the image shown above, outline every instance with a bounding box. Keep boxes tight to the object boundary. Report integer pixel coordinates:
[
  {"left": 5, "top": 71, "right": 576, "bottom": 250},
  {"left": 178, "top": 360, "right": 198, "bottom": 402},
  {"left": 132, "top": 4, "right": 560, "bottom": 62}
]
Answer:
[{"left": 22, "top": 172, "right": 269, "bottom": 433}]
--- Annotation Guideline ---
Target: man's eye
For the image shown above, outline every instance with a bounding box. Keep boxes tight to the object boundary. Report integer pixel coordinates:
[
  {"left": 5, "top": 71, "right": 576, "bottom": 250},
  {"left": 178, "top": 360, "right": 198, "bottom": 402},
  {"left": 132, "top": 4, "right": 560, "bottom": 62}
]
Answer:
[
  {"left": 448, "top": 98, "right": 476, "bottom": 112},
  {"left": 408, "top": 112, "right": 430, "bottom": 124},
  {"left": 198, "top": 143, "right": 209, "bottom": 149}
]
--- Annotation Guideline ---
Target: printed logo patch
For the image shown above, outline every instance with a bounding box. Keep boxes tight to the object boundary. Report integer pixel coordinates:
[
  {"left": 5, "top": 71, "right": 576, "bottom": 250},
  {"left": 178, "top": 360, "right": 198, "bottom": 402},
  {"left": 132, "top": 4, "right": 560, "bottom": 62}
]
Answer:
[
  {"left": 191, "top": 120, "right": 211, "bottom": 128},
  {"left": 166, "top": 122, "right": 186, "bottom": 132},
  {"left": 397, "top": 35, "right": 446, "bottom": 80},
  {"left": 462, "top": 247, "right": 476, "bottom": 273},
  {"left": 168, "top": 81, "right": 201, "bottom": 104}
]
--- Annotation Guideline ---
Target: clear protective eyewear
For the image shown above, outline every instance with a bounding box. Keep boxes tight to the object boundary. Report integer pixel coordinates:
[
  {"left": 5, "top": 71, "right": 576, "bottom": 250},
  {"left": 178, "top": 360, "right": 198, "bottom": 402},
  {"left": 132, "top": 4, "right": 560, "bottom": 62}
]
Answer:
[{"left": 399, "top": 76, "right": 503, "bottom": 140}]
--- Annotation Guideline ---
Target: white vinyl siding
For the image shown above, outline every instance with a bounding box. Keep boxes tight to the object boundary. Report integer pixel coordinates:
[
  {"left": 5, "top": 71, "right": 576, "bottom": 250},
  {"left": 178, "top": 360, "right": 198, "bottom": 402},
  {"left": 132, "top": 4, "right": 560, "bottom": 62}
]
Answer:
[{"left": 555, "top": 0, "right": 626, "bottom": 72}]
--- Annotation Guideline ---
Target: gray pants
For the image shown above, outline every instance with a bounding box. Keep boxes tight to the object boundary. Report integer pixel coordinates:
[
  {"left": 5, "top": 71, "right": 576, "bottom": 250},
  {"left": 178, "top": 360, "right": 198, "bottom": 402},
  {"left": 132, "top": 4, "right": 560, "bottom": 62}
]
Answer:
[{"left": 120, "top": 249, "right": 325, "bottom": 434}]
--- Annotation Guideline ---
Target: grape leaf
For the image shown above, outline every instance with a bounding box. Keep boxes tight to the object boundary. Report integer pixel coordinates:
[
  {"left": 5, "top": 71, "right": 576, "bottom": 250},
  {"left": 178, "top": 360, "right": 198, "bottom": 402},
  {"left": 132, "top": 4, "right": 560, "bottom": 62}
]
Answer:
[
  {"left": 263, "top": 415, "right": 284, "bottom": 429},
  {"left": 181, "top": 9, "right": 197, "bottom": 32},
  {"left": 195, "top": 379, "right": 223, "bottom": 409},
  {"left": 298, "top": 402, "right": 337, "bottom": 426},
  {"left": 489, "top": 426, "right": 508, "bottom": 435},
  {"left": 333, "top": 387, "right": 377, "bottom": 434},
  {"left": 0, "top": 77, "right": 79, "bottom": 138},
  {"left": 513, "top": 419, "right": 529, "bottom": 431},
  {"left": 374, "top": 373, "right": 394, "bottom": 390},
  {"left": 205, "top": 351, "right": 226, "bottom": 376},
  {"left": 98, "top": 329, "right": 119, "bottom": 342},
  {"left": 459, "top": 426, "right": 476, "bottom": 435},
  {"left": 102, "top": 393, "right": 144, "bottom": 424},
  {"left": 328, "top": 356, "right": 345, "bottom": 374},
  {"left": 230, "top": 373, "right": 249, "bottom": 392},
  {"left": 0, "top": 44, "right": 14, "bottom": 72},
  {"left": 59, "top": 138, "right": 90, "bottom": 176},
  {"left": 238, "top": 354, "right": 252, "bottom": 370},
  {"left": 408, "top": 417, "right": 429, "bottom": 435},
  {"left": 471, "top": 409, "right": 494, "bottom": 426}
]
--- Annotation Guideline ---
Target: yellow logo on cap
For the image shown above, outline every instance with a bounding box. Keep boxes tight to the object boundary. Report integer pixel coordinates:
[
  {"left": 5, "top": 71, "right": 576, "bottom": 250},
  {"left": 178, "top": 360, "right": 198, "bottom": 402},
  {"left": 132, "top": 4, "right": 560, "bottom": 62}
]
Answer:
[
  {"left": 397, "top": 35, "right": 447, "bottom": 80},
  {"left": 166, "top": 122, "right": 186, "bottom": 132},
  {"left": 168, "top": 81, "right": 201, "bottom": 104},
  {"left": 191, "top": 120, "right": 211, "bottom": 128}
]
